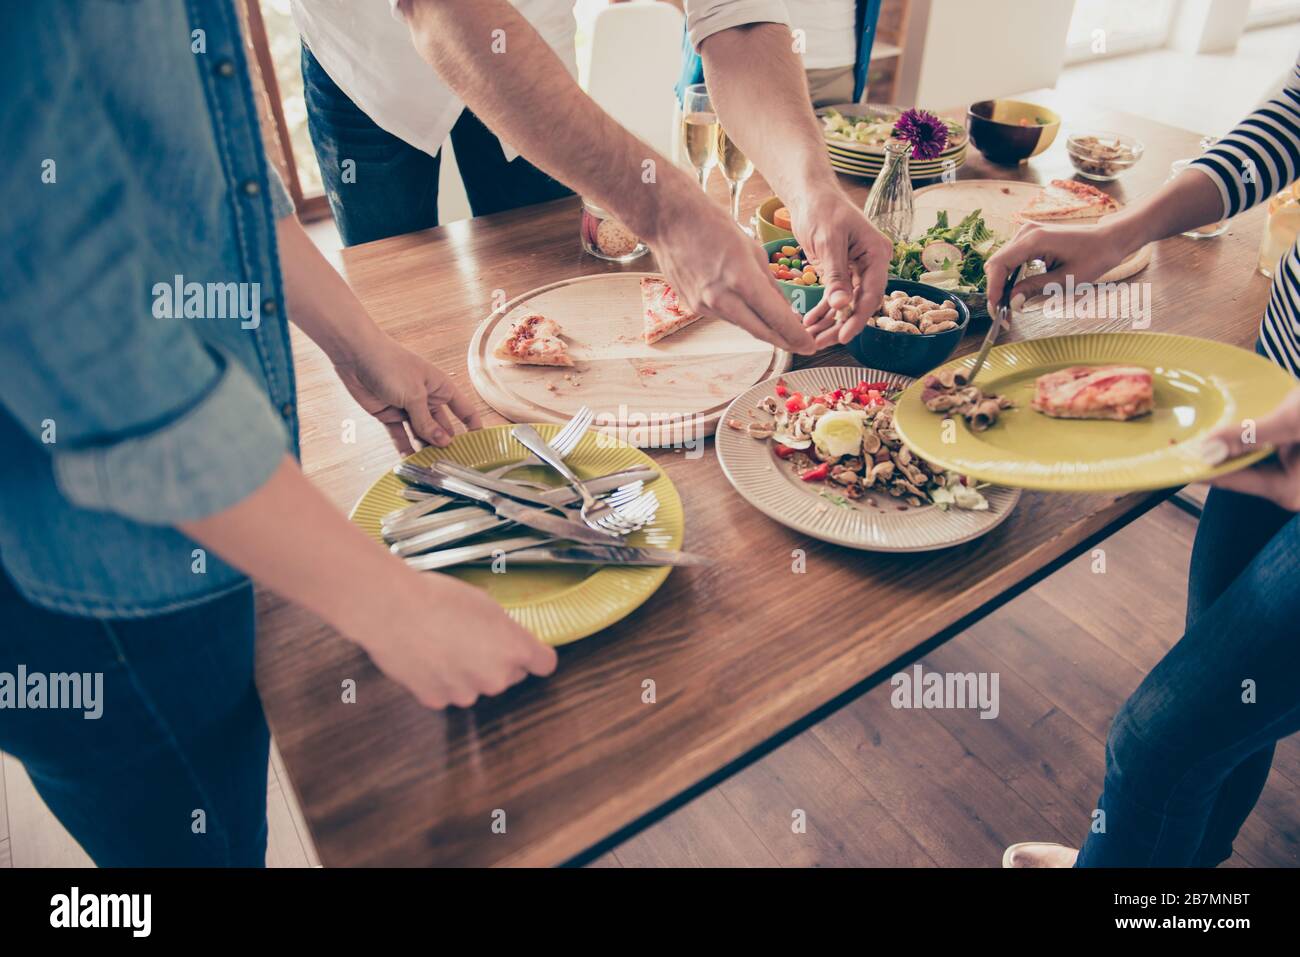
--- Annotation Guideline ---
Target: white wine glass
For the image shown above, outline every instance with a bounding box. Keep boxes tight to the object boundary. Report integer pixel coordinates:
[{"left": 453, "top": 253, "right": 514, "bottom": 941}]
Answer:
[
  {"left": 681, "top": 84, "right": 718, "bottom": 190},
  {"left": 716, "top": 124, "right": 754, "bottom": 235}
]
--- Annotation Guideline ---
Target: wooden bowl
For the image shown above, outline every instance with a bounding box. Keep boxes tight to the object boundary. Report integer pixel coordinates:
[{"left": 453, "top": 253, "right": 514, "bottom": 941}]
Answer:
[{"left": 967, "top": 100, "right": 1061, "bottom": 165}]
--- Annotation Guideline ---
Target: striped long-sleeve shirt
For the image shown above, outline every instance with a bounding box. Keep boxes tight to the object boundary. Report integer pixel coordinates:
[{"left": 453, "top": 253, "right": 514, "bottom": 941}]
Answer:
[{"left": 1191, "top": 52, "right": 1300, "bottom": 376}]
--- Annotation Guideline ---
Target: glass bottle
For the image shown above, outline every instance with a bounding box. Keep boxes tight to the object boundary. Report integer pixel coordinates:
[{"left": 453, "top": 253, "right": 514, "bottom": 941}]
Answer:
[
  {"left": 1259, "top": 181, "right": 1300, "bottom": 278},
  {"left": 863, "top": 140, "right": 914, "bottom": 242}
]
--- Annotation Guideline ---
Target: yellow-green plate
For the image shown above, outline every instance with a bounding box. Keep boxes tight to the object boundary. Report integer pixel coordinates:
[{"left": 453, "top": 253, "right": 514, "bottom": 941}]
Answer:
[
  {"left": 893, "top": 333, "right": 1296, "bottom": 493},
  {"left": 349, "top": 424, "right": 684, "bottom": 646}
]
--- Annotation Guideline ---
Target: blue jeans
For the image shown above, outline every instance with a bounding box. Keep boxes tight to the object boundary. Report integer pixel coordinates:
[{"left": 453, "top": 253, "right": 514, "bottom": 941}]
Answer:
[
  {"left": 301, "top": 44, "right": 572, "bottom": 247},
  {"left": 1076, "top": 488, "right": 1300, "bottom": 866},
  {"left": 0, "top": 567, "right": 269, "bottom": 866}
]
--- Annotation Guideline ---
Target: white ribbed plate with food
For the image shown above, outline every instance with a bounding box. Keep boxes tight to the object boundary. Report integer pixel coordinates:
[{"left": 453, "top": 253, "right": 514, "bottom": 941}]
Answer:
[{"left": 715, "top": 366, "right": 1020, "bottom": 552}]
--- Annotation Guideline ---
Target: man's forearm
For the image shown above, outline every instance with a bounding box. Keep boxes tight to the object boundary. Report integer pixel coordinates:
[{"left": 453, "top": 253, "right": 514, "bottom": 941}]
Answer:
[
  {"left": 699, "top": 22, "right": 841, "bottom": 216},
  {"left": 277, "top": 214, "right": 385, "bottom": 364},
  {"left": 399, "top": 0, "right": 696, "bottom": 242}
]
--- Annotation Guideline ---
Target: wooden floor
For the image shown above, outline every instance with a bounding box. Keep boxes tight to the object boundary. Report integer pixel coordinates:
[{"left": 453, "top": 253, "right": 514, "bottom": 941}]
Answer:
[
  {"left": 594, "top": 501, "right": 1300, "bottom": 867},
  {"left": 3, "top": 500, "right": 1297, "bottom": 867}
]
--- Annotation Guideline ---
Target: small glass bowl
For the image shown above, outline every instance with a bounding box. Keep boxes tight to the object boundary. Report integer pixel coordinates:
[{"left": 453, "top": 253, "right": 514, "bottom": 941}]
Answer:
[
  {"left": 1065, "top": 131, "right": 1144, "bottom": 181},
  {"left": 580, "top": 200, "right": 647, "bottom": 262}
]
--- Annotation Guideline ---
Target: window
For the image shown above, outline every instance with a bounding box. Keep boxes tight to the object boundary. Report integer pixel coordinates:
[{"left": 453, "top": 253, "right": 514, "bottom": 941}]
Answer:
[
  {"left": 1246, "top": 0, "right": 1300, "bottom": 29},
  {"left": 1065, "top": 0, "right": 1176, "bottom": 64}
]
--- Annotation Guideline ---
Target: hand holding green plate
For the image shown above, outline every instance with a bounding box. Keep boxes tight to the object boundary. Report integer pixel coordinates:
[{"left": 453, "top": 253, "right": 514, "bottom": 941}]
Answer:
[{"left": 892, "top": 333, "right": 1296, "bottom": 493}]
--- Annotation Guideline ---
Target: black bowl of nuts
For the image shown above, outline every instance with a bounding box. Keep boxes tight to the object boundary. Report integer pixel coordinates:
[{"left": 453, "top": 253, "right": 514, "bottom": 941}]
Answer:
[{"left": 848, "top": 280, "right": 971, "bottom": 378}]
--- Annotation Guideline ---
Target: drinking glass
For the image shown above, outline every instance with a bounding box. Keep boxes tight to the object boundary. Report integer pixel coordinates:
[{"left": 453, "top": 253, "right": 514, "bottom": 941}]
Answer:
[
  {"left": 717, "top": 125, "right": 754, "bottom": 234},
  {"left": 681, "top": 84, "right": 718, "bottom": 190}
]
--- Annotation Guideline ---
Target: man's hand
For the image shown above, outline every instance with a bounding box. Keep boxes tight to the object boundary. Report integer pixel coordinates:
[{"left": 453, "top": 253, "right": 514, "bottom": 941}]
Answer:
[
  {"left": 793, "top": 192, "right": 895, "bottom": 348},
  {"left": 650, "top": 190, "right": 814, "bottom": 354},
  {"left": 1203, "top": 387, "right": 1300, "bottom": 511},
  {"left": 358, "top": 572, "right": 557, "bottom": 710},
  {"left": 334, "top": 339, "right": 482, "bottom": 453}
]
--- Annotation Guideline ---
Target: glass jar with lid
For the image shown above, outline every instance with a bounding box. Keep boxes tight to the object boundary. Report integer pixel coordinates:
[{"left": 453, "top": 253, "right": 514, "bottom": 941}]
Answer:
[{"left": 580, "top": 199, "right": 648, "bottom": 262}]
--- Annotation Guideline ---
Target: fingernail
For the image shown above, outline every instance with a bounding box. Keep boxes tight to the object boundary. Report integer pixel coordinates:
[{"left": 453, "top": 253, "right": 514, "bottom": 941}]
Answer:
[
  {"left": 1010, "top": 293, "right": 1026, "bottom": 311},
  {"left": 1198, "top": 438, "right": 1229, "bottom": 465}
]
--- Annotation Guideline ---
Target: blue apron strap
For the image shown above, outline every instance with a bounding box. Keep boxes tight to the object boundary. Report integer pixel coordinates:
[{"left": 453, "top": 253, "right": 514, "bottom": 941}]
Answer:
[
  {"left": 675, "top": 28, "right": 704, "bottom": 102},
  {"left": 854, "top": 0, "right": 883, "bottom": 103}
]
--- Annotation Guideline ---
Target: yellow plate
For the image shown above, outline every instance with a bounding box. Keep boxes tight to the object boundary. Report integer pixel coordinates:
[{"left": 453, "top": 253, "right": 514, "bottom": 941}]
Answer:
[
  {"left": 831, "top": 150, "right": 966, "bottom": 179},
  {"left": 349, "top": 424, "right": 684, "bottom": 646},
  {"left": 892, "top": 333, "right": 1296, "bottom": 492},
  {"left": 828, "top": 146, "right": 966, "bottom": 168},
  {"left": 826, "top": 142, "right": 965, "bottom": 163}
]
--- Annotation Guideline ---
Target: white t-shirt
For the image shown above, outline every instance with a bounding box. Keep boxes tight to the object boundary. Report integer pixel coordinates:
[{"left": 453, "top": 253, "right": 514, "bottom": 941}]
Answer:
[
  {"left": 786, "top": 0, "right": 857, "bottom": 70},
  {"left": 292, "top": 0, "right": 579, "bottom": 162},
  {"left": 295, "top": 0, "right": 794, "bottom": 161}
]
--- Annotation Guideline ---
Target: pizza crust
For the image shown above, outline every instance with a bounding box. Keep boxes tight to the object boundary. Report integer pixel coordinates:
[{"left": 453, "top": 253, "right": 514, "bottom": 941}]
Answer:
[
  {"left": 1017, "top": 179, "right": 1120, "bottom": 223},
  {"left": 493, "top": 313, "right": 574, "bottom": 367},
  {"left": 640, "top": 277, "right": 703, "bottom": 344}
]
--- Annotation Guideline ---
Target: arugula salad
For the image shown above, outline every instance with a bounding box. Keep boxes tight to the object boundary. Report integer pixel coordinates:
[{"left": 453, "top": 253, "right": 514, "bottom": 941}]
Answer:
[{"left": 889, "top": 209, "right": 1004, "bottom": 299}]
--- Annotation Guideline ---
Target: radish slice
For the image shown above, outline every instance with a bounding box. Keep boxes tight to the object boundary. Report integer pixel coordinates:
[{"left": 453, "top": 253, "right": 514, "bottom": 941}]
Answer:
[{"left": 921, "top": 241, "right": 963, "bottom": 272}]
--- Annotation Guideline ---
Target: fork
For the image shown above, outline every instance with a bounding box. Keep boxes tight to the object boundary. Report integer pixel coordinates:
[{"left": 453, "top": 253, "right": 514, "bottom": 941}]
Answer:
[
  {"left": 387, "top": 484, "right": 659, "bottom": 554},
  {"left": 482, "top": 407, "right": 590, "bottom": 481},
  {"left": 383, "top": 407, "right": 591, "bottom": 527},
  {"left": 511, "top": 419, "right": 649, "bottom": 534}
]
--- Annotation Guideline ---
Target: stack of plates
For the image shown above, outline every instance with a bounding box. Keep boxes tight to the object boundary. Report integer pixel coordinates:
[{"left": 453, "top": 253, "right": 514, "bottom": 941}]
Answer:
[{"left": 819, "top": 103, "right": 968, "bottom": 181}]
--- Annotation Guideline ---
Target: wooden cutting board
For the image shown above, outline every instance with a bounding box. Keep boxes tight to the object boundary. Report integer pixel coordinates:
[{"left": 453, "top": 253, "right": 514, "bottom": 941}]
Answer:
[
  {"left": 467, "top": 273, "right": 791, "bottom": 447},
  {"left": 912, "top": 179, "right": 1152, "bottom": 288}
]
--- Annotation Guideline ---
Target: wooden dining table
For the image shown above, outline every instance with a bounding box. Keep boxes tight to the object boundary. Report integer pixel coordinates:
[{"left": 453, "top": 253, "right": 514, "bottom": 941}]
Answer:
[{"left": 255, "top": 88, "right": 1276, "bottom": 867}]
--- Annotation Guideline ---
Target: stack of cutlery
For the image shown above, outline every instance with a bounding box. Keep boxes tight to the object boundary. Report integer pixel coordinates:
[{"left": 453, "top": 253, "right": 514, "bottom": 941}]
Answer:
[{"left": 382, "top": 414, "right": 708, "bottom": 570}]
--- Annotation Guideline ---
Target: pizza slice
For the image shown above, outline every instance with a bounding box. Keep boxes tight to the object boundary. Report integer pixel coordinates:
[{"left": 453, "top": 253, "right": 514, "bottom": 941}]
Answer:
[
  {"left": 1017, "top": 179, "right": 1120, "bottom": 222},
  {"left": 493, "top": 313, "right": 574, "bottom": 367},
  {"left": 640, "top": 277, "right": 703, "bottom": 344},
  {"left": 1032, "top": 365, "right": 1154, "bottom": 421}
]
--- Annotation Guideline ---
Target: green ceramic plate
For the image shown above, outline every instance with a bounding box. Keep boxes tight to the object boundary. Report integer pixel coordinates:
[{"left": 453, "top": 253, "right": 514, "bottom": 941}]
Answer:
[
  {"left": 349, "top": 424, "right": 684, "bottom": 646},
  {"left": 892, "top": 333, "right": 1296, "bottom": 493}
]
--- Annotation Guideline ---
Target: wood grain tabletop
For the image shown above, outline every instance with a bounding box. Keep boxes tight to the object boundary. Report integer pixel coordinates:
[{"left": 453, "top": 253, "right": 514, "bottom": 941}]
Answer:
[{"left": 255, "top": 89, "right": 1276, "bottom": 867}]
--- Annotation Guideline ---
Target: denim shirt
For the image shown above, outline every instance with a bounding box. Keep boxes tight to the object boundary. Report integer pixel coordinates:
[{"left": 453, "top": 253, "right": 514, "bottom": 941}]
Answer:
[{"left": 0, "top": 1, "right": 298, "bottom": 618}]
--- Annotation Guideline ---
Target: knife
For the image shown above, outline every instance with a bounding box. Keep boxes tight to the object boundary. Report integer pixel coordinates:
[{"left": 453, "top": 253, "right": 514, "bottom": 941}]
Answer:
[
  {"left": 403, "top": 534, "right": 554, "bottom": 570},
  {"left": 431, "top": 461, "right": 655, "bottom": 509},
  {"left": 382, "top": 493, "right": 454, "bottom": 528},
  {"left": 385, "top": 465, "right": 656, "bottom": 536},
  {"left": 502, "top": 544, "right": 712, "bottom": 567},
  {"left": 403, "top": 534, "right": 711, "bottom": 571},
  {"left": 394, "top": 462, "right": 655, "bottom": 508},
  {"left": 966, "top": 262, "right": 1022, "bottom": 383},
  {"left": 384, "top": 466, "right": 661, "bottom": 544},
  {"left": 383, "top": 504, "right": 497, "bottom": 543},
  {"left": 390, "top": 512, "right": 510, "bottom": 557},
  {"left": 397, "top": 468, "right": 622, "bottom": 545}
]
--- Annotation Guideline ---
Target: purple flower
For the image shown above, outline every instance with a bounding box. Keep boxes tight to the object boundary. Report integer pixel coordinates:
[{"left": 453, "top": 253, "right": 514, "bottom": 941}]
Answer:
[{"left": 893, "top": 109, "right": 949, "bottom": 161}]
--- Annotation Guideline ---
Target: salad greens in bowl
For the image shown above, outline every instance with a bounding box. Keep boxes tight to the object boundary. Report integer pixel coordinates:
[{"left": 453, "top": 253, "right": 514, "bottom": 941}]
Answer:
[{"left": 889, "top": 209, "right": 1005, "bottom": 315}]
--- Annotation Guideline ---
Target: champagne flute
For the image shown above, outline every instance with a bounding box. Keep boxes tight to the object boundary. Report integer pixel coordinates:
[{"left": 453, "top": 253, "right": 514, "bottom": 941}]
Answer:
[
  {"left": 716, "top": 124, "right": 754, "bottom": 234},
  {"left": 681, "top": 84, "right": 718, "bottom": 189}
]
